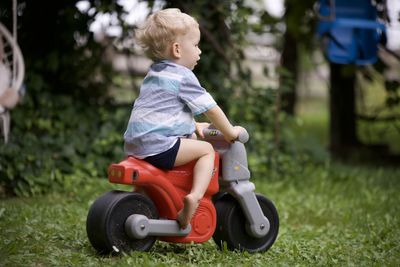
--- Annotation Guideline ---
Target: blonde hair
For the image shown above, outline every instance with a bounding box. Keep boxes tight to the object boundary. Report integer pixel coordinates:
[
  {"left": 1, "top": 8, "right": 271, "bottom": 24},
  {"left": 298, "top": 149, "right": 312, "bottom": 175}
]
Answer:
[{"left": 136, "top": 8, "right": 199, "bottom": 61}]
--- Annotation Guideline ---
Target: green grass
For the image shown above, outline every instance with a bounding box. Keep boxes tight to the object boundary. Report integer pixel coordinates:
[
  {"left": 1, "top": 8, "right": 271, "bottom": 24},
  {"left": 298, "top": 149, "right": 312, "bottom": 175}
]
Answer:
[
  {"left": 1, "top": 161, "right": 399, "bottom": 266},
  {"left": 1, "top": 97, "right": 399, "bottom": 266}
]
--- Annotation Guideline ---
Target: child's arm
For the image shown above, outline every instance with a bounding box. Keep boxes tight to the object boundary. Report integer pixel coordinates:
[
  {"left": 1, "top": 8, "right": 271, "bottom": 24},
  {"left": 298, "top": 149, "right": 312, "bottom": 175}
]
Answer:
[{"left": 204, "top": 106, "right": 240, "bottom": 142}]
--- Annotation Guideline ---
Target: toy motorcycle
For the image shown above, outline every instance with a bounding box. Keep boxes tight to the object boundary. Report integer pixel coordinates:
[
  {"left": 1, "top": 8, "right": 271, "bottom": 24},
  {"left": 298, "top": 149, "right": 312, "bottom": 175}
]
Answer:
[{"left": 86, "top": 127, "right": 279, "bottom": 253}]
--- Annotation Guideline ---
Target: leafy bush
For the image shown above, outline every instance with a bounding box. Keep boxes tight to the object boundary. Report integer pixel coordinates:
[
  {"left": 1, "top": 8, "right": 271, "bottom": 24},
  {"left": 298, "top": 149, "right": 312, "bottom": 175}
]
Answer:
[
  {"left": 0, "top": 87, "right": 303, "bottom": 197},
  {"left": 0, "top": 1, "right": 304, "bottom": 196},
  {"left": 0, "top": 93, "right": 129, "bottom": 196}
]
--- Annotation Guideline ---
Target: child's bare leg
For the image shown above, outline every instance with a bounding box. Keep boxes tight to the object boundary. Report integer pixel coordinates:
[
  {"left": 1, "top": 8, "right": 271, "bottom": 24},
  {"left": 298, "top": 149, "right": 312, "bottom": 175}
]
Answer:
[{"left": 174, "top": 138, "right": 214, "bottom": 228}]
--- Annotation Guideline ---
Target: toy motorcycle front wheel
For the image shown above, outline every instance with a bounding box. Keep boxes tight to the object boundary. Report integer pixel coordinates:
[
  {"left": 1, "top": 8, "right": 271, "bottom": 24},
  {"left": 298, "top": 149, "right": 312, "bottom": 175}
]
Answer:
[
  {"left": 86, "top": 190, "right": 159, "bottom": 254},
  {"left": 213, "top": 193, "right": 279, "bottom": 253}
]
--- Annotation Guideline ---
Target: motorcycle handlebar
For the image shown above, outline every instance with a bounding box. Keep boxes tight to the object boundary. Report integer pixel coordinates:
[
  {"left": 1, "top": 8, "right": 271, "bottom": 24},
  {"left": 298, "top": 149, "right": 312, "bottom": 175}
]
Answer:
[{"left": 202, "top": 128, "right": 249, "bottom": 143}]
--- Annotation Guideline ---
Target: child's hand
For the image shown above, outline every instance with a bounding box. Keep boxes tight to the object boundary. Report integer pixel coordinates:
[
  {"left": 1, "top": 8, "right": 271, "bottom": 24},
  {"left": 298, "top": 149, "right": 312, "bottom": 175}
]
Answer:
[
  {"left": 224, "top": 126, "right": 246, "bottom": 143},
  {"left": 195, "top": 122, "right": 211, "bottom": 139}
]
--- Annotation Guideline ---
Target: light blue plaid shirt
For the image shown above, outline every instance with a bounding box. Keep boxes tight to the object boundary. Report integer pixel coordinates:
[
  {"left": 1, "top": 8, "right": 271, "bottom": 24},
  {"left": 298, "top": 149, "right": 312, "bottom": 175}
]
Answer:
[{"left": 124, "top": 60, "right": 217, "bottom": 158}]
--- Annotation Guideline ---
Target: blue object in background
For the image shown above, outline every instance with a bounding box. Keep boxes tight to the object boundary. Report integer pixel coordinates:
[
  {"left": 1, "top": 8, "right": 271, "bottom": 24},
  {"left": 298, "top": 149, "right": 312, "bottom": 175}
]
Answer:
[{"left": 316, "top": 0, "right": 386, "bottom": 65}]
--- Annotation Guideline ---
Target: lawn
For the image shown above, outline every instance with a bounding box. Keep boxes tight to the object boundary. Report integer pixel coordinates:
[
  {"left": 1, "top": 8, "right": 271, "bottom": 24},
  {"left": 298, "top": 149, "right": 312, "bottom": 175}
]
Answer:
[
  {"left": 1, "top": 99, "right": 399, "bottom": 266},
  {"left": 1, "top": 161, "right": 399, "bottom": 266}
]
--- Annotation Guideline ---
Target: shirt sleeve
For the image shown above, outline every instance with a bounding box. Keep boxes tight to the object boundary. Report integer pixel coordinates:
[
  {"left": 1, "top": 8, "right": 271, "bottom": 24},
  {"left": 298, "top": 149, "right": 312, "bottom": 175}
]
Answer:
[{"left": 179, "top": 71, "right": 217, "bottom": 115}]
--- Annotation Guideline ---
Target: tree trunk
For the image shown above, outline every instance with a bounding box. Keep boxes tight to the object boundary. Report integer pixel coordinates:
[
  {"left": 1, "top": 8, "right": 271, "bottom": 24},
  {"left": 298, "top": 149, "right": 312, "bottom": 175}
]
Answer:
[
  {"left": 329, "top": 63, "right": 360, "bottom": 156},
  {"left": 280, "top": 5, "right": 298, "bottom": 115}
]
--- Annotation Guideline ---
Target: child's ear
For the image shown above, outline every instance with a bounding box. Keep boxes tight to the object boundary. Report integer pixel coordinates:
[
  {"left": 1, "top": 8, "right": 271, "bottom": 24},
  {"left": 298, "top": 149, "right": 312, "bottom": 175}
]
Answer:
[{"left": 172, "top": 42, "right": 181, "bottom": 58}]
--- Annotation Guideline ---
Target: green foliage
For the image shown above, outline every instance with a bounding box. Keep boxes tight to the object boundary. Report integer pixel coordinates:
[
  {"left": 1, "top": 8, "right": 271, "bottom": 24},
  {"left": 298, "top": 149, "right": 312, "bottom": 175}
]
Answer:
[
  {"left": 0, "top": 0, "right": 120, "bottom": 102},
  {"left": 0, "top": 93, "right": 128, "bottom": 196},
  {"left": 355, "top": 67, "right": 400, "bottom": 153},
  {"left": 0, "top": 0, "right": 284, "bottom": 196},
  {"left": 0, "top": 1, "right": 135, "bottom": 196},
  {"left": 283, "top": 0, "right": 316, "bottom": 40}
]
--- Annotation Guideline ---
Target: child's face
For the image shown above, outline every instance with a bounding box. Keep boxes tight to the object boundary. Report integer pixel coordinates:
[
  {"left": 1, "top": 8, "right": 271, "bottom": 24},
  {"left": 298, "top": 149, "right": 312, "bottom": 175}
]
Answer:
[{"left": 175, "top": 27, "right": 201, "bottom": 70}]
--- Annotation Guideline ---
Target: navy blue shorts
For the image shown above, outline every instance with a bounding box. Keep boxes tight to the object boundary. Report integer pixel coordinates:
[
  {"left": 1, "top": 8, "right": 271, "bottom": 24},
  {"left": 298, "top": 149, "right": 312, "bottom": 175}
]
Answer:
[{"left": 143, "top": 138, "right": 181, "bottom": 170}]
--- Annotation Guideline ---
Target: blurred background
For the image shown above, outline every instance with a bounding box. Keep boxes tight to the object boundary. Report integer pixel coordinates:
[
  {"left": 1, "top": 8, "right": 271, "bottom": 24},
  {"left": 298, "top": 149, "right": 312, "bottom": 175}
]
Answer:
[{"left": 0, "top": 0, "right": 399, "bottom": 196}]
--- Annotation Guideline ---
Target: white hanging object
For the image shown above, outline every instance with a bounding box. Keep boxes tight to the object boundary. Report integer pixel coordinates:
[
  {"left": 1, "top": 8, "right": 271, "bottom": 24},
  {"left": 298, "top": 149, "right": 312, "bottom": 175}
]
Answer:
[{"left": 0, "top": 0, "right": 25, "bottom": 143}]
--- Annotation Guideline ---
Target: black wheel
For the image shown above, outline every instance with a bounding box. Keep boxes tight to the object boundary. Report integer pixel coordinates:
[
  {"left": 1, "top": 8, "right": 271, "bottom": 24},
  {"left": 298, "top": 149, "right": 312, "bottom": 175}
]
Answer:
[
  {"left": 86, "top": 190, "right": 159, "bottom": 254},
  {"left": 213, "top": 193, "right": 279, "bottom": 253}
]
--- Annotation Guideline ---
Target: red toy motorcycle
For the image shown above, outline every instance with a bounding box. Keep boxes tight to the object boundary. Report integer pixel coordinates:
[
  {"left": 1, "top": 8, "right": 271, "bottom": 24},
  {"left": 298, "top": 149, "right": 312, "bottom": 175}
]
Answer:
[{"left": 86, "top": 128, "right": 279, "bottom": 253}]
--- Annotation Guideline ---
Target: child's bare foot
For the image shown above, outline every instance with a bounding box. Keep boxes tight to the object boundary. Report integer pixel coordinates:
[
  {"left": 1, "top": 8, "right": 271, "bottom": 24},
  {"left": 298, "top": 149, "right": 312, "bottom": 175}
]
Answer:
[{"left": 176, "top": 194, "right": 199, "bottom": 229}]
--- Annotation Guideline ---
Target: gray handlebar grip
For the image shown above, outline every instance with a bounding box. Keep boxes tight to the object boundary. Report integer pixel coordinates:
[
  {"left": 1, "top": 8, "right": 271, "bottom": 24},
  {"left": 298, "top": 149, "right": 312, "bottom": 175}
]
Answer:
[{"left": 202, "top": 127, "right": 249, "bottom": 143}]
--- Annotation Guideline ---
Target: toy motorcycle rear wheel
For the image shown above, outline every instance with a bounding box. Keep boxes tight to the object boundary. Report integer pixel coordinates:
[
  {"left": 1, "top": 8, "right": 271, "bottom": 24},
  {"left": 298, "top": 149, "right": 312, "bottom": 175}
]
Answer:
[
  {"left": 213, "top": 193, "right": 279, "bottom": 253},
  {"left": 86, "top": 190, "right": 159, "bottom": 254}
]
